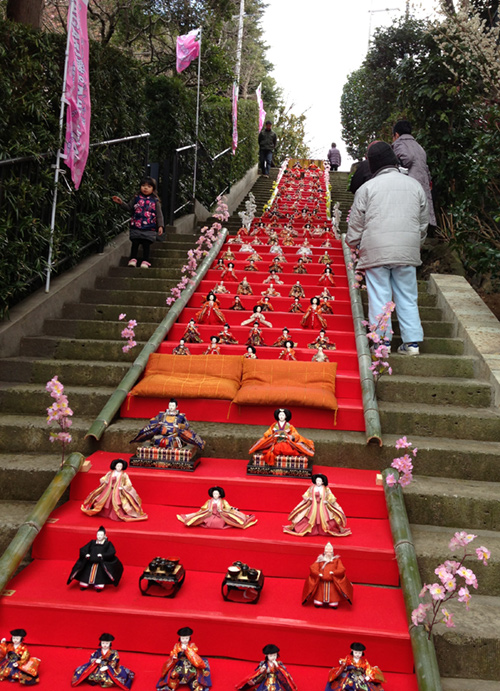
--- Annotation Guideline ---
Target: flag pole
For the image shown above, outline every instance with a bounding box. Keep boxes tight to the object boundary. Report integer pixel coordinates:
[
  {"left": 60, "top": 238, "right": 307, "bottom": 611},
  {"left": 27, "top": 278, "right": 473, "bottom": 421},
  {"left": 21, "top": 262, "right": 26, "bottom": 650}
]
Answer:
[
  {"left": 192, "top": 27, "right": 202, "bottom": 204},
  {"left": 45, "top": 0, "right": 75, "bottom": 293}
]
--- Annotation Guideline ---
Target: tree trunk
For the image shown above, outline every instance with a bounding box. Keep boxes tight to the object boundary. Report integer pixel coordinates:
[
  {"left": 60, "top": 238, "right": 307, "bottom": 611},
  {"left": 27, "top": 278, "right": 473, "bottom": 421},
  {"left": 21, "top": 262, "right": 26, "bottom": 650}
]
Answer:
[
  {"left": 441, "top": 0, "right": 456, "bottom": 15},
  {"left": 6, "top": 0, "right": 45, "bottom": 29}
]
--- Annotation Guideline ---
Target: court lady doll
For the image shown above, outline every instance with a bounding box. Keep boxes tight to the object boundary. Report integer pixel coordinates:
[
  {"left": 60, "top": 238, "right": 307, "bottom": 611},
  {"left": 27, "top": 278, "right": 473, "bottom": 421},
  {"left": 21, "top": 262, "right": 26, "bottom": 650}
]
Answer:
[
  {"left": 319, "top": 265, "right": 336, "bottom": 286},
  {"left": 241, "top": 306, "right": 273, "bottom": 328},
  {"left": 81, "top": 458, "right": 148, "bottom": 522},
  {"left": 283, "top": 474, "right": 351, "bottom": 537},
  {"left": 177, "top": 486, "right": 257, "bottom": 529}
]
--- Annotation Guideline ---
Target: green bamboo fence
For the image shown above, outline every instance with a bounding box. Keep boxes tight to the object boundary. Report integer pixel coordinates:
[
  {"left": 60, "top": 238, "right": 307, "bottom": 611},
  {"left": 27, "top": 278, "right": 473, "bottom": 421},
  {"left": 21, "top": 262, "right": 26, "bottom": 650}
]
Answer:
[
  {"left": 340, "top": 234, "right": 382, "bottom": 445},
  {"left": 382, "top": 468, "right": 443, "bottom": 691},
  {"left": 86, "top": 228, "right": 228, "bottom": 440},
  {"left": 0, "top": 452, "right": 84, "bottom": 594}
]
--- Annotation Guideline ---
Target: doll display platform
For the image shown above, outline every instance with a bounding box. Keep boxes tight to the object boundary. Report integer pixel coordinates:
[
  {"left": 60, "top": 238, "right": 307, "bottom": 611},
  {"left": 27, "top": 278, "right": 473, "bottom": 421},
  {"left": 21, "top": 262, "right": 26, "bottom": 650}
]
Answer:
[
  {"left": 248, "top": 453, "right": 313, "bottom": 478},
  {"left": 130, "top": 445, "right": 200, "bottom": 471}
]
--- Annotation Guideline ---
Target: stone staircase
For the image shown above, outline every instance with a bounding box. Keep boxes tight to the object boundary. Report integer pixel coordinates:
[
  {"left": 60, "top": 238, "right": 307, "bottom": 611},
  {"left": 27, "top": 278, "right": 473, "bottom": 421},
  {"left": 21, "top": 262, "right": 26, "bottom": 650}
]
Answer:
[{"left": 0, "top": 169, "right": 499, "bottom": 688}]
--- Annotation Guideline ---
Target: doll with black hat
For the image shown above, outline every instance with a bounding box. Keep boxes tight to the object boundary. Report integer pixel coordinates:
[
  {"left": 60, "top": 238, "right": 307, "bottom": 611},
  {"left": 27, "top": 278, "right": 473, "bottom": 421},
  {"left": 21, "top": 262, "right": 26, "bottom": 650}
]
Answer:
[
  {"left": 325, "top": 642, "right": 385, "bottom": 690},
  {"left": 283, "top": 474, "right": 351, "bottom": 537},
  {"left": 204, "top": 335, "right": 221, "bottom": 355},
  {"left": 177, "top": 486, "right": 257, "bottom": 529},
  {"left": 0, "top": 629, "right": 40, "bottom": 686},
  {"left": 81, "top": 458, "right": 148, "bottom": 522},
  {"left": 71, "top": 633, "right": 134, "bottom": 688},
  {"left": 235, "top": 644, "right": 297, "bottom": 691},
  {"left": 156, "top": 627, "right": 211, "bottom": 690},
  {"left": 302, "top": 542, "right": 353, "bottom": 609},
  {"left": 67, "top": 526, "right": 124, "bottom": 591}
]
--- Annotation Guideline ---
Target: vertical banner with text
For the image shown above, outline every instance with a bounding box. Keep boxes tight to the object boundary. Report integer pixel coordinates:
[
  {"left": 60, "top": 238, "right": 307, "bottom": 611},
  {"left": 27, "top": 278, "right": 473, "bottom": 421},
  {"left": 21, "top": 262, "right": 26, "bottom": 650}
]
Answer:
[
  {"left": 232, "top": 83, "right": 238, "bottom": 155},
  {"left": 256, "top": 82, "right": 266, "bottom": 132},
  {"left": 64, "top": 0, "right": 91, "bottom": 190}
]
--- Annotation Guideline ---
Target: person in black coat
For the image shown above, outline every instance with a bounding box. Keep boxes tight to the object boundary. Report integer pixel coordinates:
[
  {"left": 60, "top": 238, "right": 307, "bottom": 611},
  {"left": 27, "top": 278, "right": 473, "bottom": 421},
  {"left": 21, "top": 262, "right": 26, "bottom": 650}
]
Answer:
[{"left": 67, "top": 526, "right": 123, "bottom": 591}]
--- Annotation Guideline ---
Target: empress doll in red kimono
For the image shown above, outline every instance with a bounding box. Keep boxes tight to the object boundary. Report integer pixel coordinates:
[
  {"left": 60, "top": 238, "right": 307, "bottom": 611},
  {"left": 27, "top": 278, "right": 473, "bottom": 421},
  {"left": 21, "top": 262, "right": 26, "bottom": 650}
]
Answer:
[
  {"left": 157, "top": 627, "right": 211, "bottom": 691},
  {"left": 236, "top": 644, "right": 297, "bottom": 691},
  {"left": 301, "top": 297, "right": 328, "bottom": 330},
  {"left": 283, "top": 474, "right": 351, "bottom": 537},
  {"left": 221, "top": 262, "right": 238, "bottom": 281},
  {"left": 319, "top": 265, "right": 336, "bottom": 286},
  {"left": 325, "top": 643, "right": 385, "bottom": 691},
  {"left": 81, "top": 459, "right": 148, "bottom": 522},
  {"left": 249, "top": 408, "right": 315, "bottom": 466},
  {"left": 177, "top": 486, "right": 257, "bottom": 529},
  {"left": 72, "top": 633, "right": 134, "bottom": 689},
  {"left": 196, "top": 292, "right": 225, "bottom": 325},
  {"left": 302, "top": 543, "right": 353, "bottom": 609},
  {"left": 0, "top": 629, "right": 40, "bottom": 686}
]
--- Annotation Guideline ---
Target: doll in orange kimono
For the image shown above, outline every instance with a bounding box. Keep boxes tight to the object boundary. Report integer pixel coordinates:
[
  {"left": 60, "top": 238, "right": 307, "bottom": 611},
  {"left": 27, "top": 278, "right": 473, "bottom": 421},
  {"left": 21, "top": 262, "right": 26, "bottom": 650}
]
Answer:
[
  {"left": 325, "top": 642, "right": 385, "bottom": 690},
  {"left": 283, "top": 474, "right": 351, "bottom": 537},
  {"left": 81, "top": 458, "right": 147, "bottom": 522},
  {"left": 177, "top": 486, "right": 257, "bottom": 529},
  {"left": 301, "top": 297, "right": 328, "bottom": 330},
  {"left": 248, "top": 408, "right": 315, "bottom": 466},
  {"left": 156, "top": 627, "right": 211, "bottom": 691},
  {"left": 302, "top": 543, "right": 353, "bottom": 609},
  {"left": 196, "top": 292, "right": 225, "bottom": 325},
  {"left": 0, "top": 629, "right": 40, "bottom": 686}
]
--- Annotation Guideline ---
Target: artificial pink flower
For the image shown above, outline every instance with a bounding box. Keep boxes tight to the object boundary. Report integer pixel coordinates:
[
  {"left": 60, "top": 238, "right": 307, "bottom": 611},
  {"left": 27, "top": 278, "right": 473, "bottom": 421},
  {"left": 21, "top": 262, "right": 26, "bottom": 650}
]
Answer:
[
  {"left": 457, "top": 586, "right": 471, "bottom": 609},
  {"left": 429, "top": 583, "right": 447, "bottom": 600},
  {"left": 457, "top": 567, "right": 478, "bottom": 588},
  {"left": 476, "top": 546, "right": 491, "bottom": 565},
  {"left": 385, "top": 473, "right": 397, "bottom": 487},
  {"left": 441, "top": 608, "right": 455, "bottom": 628},
  {"left": 449, "top": 531, "right": 477, "bottom": 551},
  {"left": 411, "top": 602, "right": 431, "bottom": 626},
  {"left": 395, "top": 436, "right": 412, "bottom": 449},
  {"left": 118, "top": 313, "right": 126, "bottom": 320}
]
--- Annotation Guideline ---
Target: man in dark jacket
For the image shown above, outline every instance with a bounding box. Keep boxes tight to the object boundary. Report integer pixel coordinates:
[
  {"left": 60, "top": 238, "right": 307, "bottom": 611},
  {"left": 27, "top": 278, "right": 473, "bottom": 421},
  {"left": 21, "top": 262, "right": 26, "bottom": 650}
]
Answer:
[{"left": 258, "top": 121, "right": 277, "bottom": 177}]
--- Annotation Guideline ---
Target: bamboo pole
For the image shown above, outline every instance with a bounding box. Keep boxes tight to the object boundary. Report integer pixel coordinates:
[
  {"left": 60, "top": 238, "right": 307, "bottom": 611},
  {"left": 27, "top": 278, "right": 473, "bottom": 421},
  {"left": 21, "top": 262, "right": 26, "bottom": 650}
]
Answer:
[
  {"left": 341, "top": 234, "right": 382, "bottom": 445},
  {"left": 86, "top": 228, "right": 229, "bottom": 440},
  {"left": 0, "top": 452, "right": 84, "bottom": 595},
  {"left": 382, "top": 468, "right": 443, "bottom": 691}
]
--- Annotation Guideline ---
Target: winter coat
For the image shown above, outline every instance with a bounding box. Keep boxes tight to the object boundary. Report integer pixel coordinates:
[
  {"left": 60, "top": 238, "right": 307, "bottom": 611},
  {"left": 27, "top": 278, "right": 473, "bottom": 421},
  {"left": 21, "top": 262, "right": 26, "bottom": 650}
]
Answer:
[
  {"left": 119, "top": 193, "right": 164, "bottom": 242},
  {"left": 345, "top": 167, "right": 429, "bottom": 270},
  {"left": 392, "top": 134, "right": 436, "bottom": 225},
  {"left": 258, "top": 128, "right": 277, "bottom": 151},
  {"left": 327, "top": 147, "right": 341, "bottom": 167}
]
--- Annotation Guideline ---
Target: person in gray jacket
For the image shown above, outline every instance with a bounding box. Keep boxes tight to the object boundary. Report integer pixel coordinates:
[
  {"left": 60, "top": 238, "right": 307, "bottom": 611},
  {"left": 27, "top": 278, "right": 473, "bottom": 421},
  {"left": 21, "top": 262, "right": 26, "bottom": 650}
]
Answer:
[
  {"left": 258, "top": 121, "right": 277, "bottom": 177},
  {"left": 392, "top": 120, "right": 436, "bottom": 226},
  {"left": 346, "top": 141, "right": 429, "bottom": 355}
]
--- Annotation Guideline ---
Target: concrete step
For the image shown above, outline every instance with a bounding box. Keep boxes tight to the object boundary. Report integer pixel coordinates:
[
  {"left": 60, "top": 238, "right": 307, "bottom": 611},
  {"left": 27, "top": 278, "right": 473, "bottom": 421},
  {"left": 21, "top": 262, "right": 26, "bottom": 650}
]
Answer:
[
  {"left": 405, "top": 475, "right": 500, "bottom": 531},
  {"left": 0, "top": 415, "right": 95, "bottom": 454},
  {"left": 0, "top": 383, "right": 116, "bottom": 416},
  {"left": 43, "top": 318, "right": 158, "bottom": 341},
  {"left": 379, "top": 401, "right": 500, "bottom": 441},
  {"left": 0, "top": 453, "right": 62, "bottom": 501},
  {"left": 391, "top": 320, "right": 454, "bottom": 338},
  {"left": 377, "top": 375, "right": 492, "bottom": 408},
  {"left": 412, "top": 524, "right": 500, "bottom": 596},
  {"left": 62, "top": 303, "right": 167, "bottom": 323},
  {"left": 0, "top": 500, "right": 37, "bottom": 556},
  {"left": 389, "top": 354, "right": 478, "bottom": 379},
  {"left": 441, "top": 678, "right": 500, "bottom": 690},
  {"left": 0, "top": 357, "right": 129, "bottom": 387},
  {"left": 96, "top": 274, "right": 182, "bottom": 292},
  {"left": 361, "top": 289, "right": 437, "bottom": 307},
  {"left": 80, "top": 288, "right": 176, "bottom": 306},
  {"left": 19, "top": 336, "right": 144, "bottom": 361}
]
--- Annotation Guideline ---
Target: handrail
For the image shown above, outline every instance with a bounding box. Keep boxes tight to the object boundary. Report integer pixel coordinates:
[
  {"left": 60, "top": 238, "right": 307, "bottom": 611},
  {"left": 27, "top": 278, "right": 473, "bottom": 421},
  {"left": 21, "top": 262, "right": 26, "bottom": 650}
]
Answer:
[
  {"left": 382, "top": 468, "right": 443, "bottom": 691},
  {"left": 0, "top": 452, "right": 84, "bottom": 594},
  {"left": 340, "top": 233, "right": 382, "bottom": 445},
  {"left": 86, "top": 227, "right": 229, "bottom": 440}
]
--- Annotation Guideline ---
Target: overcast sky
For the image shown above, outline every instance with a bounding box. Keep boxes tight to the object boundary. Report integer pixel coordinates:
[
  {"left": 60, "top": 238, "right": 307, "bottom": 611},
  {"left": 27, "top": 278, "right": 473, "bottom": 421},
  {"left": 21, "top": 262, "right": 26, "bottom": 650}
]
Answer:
[{"left": 261, "top": 0, "right": 440, "bottom": 168}]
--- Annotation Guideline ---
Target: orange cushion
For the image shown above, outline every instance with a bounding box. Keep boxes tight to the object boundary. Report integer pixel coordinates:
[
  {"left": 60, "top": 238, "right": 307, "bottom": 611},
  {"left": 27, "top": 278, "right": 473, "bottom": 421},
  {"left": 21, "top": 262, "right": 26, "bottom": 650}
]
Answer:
[
  {"left": 232, "top": 359, "right": 338, "bottom": 410},
  {"left": 130, "top": 354, "right": 243, "bottom": 400}
]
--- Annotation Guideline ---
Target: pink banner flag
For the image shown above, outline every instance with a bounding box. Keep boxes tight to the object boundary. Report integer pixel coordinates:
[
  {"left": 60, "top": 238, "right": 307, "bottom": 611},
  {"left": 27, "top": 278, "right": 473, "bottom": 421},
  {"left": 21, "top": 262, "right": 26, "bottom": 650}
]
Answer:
[
  {"left": 232, "top": 82, "right": 238, "bottom": 155},
  {"left": 176, "top": 29, "right": 200, "bottom": 73},
  {"left": 256, "top": 83, "right": 266, "bottom": 132},
  {"left": 64, "top": 0, "right": 91, "bottom": 190}
]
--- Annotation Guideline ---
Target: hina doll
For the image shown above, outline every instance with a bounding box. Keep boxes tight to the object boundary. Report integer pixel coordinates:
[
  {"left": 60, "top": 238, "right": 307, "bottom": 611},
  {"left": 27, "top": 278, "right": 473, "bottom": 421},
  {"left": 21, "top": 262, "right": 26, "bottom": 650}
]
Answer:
[
  {"left": 289, "top": 281, "right": 305, "bottom": 299},
  {"left": 249, "top": 408, "right": 315, "bottom": 466},
  {"left": 325, "top": 643, "right": 385, "bottom": 691},
  {"left": 301, "top": 297, "right": 328, "bottom": 330},
  {"left": 261, "top": 283, "right": 281, "bottom": 298},
  {"left": 204, "top": 336, "right": 221, "bottom": 355},
  {"left": 67, "top": 526, "right": 124, "bottom": 590},
  {"left": 221, "top": 262, "right": 238, "bottom": 281},
  {"left": 268, "top": 257, "right": 283, "bottom": 273},
  {"left": 196, "top": 292, "right": 226, "bottom": 325},
  {"left": 283, "top": 474, "right": 351, "bottom": 537},
  {"left": 236, "top": 644, "right": 297, "bottom": 691},
  {"left": 230, "top": 295, "right": 246, "bottom": 311},
  {"left": 307, "top": 330, "right": 336, "bottom": 351},
  {"left": 278, "top": 340, "right": 297, "bottom": 361},
  {"left": 296, "top": 239, "right": 313, "bottom": 261},
  {"left": 289, "top": 297, "right": 305, "bottom": 313},
  {"left": 177, "top": 486, "right": 257, "bottom": 529},
  {"left": 72, "top": 633, "right": 134, "bottom": 689},
  {"left": 319, "top": 251, "right": 333, "bottom": 265},
  {"left": 213, "top": 280, "right": 230, "bottom": 294},
  {"left": 182, "top": 319, "right": 203, "bottom": 344},
  {"left": 131, "top": 399, "right": 206, "bottom": 453},
  {"left": 244, "top": 258, "right": 259, "bottom": 271},
  {"left": 312, "top": 345, "right": 330, "bottom": 362},
  {"left": 249, "top": 250, "right": 262, "bottom": 262},
  {"left": 319, "top": 266, "right": 336, "bottom": 286},
  {"left": 255, "top": 296, "right": 275, "bottom": 312},
  {"left": 222, "top": 248, "right": 235, "bottom": 262},
  {"left": 246, "top": 322, "right": 266, "bottom": 347},
  {"left": 319, "top": 295, "right": 335, "bottom": 315},
  {"left": 81, "top": 458, "right": 148, "bottom": 522},
  {"left": 272, "top": 328, "right": 296, "bottom": 348},
  {"left": 267, "top": 230, "right": 279, "bottom": 245},
  {"left": 215, "top": 258, "right": 225, "bottom": 271},
  {"left": 218, "top": 323, "right": 238, "bottom": 344},
  {"left": 281, "top": 230, "right": 295, "bottom": 246},
  {"left": 241, "top": 306, "right": 273, "bottom": 328},
  {"left": 321, "top": 236, "right": 334, "bottom": 248},
  {"left": 236, "top": 226, "right": 251, "bottom": 242},
  {"left": 302, "top": 543, "right": 353, "bottom": 609},
  {"left": 244, "top": 345, "right": 258, "bottom": 359},
  {"left": 0, "top": 629, "right": 40, "bottom": 686},
  {"left": 237, "top": 277, "right": 253, "bottom": 296},
  {"left": 263, "top": 270, "right": 284, "bottom": 285},
  {"left": 292, "top": 258, "right": 308, "bottom": 274},
  {"left": 172, "top": 338, "right": 191, "bottom": 355},
  {"left": 156, "top": 627, "right": 211, "bottom": 690}
]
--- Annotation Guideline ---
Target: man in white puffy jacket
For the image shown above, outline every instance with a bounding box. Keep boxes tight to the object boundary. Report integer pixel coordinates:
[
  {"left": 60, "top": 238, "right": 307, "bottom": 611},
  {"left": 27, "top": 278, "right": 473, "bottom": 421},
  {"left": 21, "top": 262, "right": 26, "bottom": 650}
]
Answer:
[{"left": 346, "top": 141, "right": 429, "bottom": 355}]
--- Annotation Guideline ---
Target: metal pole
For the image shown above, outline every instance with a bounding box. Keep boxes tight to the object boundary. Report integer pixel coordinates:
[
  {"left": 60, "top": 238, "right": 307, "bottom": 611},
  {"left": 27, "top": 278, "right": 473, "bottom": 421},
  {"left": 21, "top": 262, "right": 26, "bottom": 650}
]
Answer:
[
  {"left": 192, "top": 28, "right": 202, "bottom": 204},
  {"left": 45, "top": 0, "right": 75, "bottom": 293}
]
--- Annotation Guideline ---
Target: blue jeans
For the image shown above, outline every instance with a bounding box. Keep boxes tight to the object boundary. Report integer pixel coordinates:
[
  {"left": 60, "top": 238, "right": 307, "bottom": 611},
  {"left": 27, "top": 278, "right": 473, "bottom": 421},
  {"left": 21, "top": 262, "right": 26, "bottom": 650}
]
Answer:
[
  {"left": 259, "top": 149, "right": 273, "bottom": 175},
  {"left": 365, "top": 265, "right": 424, "bottom": 343}
]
